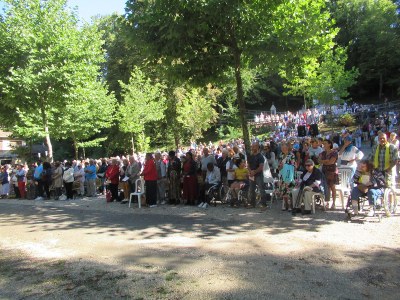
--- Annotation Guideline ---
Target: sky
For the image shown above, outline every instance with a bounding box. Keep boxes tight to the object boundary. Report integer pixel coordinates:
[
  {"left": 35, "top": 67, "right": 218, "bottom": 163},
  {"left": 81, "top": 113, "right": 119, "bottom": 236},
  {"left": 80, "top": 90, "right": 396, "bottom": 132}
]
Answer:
[
  {"left": 0, "top": 1, "right": 127, "bottom": 22},
  {"left": 67, "top": 0, "right": 126, "bottom": 22}
]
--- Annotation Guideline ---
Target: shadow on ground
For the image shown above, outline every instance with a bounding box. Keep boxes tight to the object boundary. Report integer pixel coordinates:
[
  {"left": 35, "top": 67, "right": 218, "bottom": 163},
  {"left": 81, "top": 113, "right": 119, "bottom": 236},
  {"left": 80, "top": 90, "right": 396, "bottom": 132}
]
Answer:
[
  {"left": 0, "top": 244, "right": 398, "bottom": 299},
  {"left": 0, "top": 201, "right": 343, "bottom": 239}
]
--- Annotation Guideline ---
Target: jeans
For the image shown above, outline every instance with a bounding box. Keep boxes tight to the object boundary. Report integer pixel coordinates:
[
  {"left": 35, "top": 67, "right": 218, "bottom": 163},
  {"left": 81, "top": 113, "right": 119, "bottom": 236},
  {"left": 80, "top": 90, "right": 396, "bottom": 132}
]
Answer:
[
  {"left": 350, "top": 187, "right": 383, "bottom": 206},
  {"left": 249, "top": 175, "right": 267, "bottom": 206}
]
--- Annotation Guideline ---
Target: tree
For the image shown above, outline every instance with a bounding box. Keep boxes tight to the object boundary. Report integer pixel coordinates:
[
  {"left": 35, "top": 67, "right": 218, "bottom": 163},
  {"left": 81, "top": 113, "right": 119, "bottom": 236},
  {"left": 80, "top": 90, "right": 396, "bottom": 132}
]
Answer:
[
  {"left": 331, "top": 0, "right": 400, "bottom": 99},
  {"left": 0, "top": 0, "right": 111, "bottom": 160},
  {"left": 118, "top": 67, "right": 167, "bottom": 152},
  {"left": 126, "top": 0, "right": 336, "bottom": 152},
  {"left": 53, "top": 81, "right": 117, "bottom": 159},
  {"left": 173, "top": 84, "right": 219, "bottom": 143},
  {"left": 282, "top": 47, "right": 359, "bottom": 109}
]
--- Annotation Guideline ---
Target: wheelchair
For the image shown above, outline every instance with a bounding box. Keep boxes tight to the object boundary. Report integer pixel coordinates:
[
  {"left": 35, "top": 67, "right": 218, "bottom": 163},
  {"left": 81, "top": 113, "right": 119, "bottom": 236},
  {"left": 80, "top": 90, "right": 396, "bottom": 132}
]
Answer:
[
  {"left": 346, "top": 187, "right": 397, "bottom": 221},
  {"left": 206, "top": 183, "right": 227, "bottom": 206}
]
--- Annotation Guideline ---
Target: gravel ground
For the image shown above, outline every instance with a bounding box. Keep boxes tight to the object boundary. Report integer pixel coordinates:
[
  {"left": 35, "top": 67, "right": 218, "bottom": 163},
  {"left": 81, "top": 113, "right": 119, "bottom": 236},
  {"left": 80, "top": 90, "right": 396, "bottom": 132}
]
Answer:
[{"left": 0, "top": 195, "right": 399, "bottom": 300}]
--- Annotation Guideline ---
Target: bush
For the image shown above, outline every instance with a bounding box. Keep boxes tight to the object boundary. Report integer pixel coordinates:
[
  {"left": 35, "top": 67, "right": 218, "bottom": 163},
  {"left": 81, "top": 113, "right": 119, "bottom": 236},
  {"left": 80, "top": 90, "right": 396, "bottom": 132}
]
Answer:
[{"left": 339, "top": 113, "right": 355, "bottom": 126}]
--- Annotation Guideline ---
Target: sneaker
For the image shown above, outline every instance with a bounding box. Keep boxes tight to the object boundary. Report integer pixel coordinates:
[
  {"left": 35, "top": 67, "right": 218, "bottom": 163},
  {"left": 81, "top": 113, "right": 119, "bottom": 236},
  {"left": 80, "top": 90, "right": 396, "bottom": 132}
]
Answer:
[
  {"left": 367, "top": 208, "right": 375, "bottom": 217},
  {"left": 149, "top": 205, "right": 157, "bottom": 208},
  {"left": 202, "top": 203, "right": 209, "bottom": 209},
  {"left": 198, "top": 202, "right": 204, "bottom": 208},
  {"left": 34, "top": 197, "right": 43, "bottom": 201}
]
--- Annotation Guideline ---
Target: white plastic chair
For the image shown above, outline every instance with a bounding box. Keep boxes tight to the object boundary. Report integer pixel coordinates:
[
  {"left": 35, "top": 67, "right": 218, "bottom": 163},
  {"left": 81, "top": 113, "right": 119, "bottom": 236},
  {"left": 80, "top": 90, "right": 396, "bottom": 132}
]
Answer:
[
  {"left": 336, "top": 167, "right": 353, "bottom": 209},
  {"left": 263, "top": 156, "right": 277, "bottom": 203},
  {"left": 129, "top": 178, "right": 145, "bottom": 208}
]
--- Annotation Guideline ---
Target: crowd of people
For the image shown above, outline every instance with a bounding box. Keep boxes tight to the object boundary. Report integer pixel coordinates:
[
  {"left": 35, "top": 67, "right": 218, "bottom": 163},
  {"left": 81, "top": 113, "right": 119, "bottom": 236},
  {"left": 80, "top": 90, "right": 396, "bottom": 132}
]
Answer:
[{"left": 1, "top": 103, "right": 399, "bottom": 217}]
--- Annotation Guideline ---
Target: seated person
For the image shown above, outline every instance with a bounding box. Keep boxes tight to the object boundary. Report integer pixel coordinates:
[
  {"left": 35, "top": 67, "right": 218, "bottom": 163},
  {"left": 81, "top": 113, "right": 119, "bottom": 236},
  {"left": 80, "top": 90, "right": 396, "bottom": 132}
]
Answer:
[
  {"left": 347, "top": 159, "right": 386, "bottom": 216},
  {"left": 291, "top": 159, "right": 322, "bottom": 214},
  {"left": 198, "top": 162, "right": 221, "bottom": 208},
  {"left": 229, "top": 159, "right": 249, "bottom": 205}
]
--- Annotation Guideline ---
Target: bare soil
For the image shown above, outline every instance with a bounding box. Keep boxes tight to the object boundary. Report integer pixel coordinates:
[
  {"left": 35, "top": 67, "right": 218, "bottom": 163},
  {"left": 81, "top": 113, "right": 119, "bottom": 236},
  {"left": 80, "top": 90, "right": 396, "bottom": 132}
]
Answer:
[{"left": 0, "top": 197, "right": 399, "bottom": 299}]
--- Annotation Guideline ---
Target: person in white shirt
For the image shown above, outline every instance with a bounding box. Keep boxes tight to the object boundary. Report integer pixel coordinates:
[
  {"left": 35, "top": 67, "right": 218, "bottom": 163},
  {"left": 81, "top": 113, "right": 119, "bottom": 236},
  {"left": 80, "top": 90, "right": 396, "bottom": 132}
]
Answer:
[
  {"left": 338, "top": 136, "right": 364, "bottom": 175},
  {"left": 199, "top": 163, "right": 221, "bottom": 209},
  {"left": 74, "top": 163, "right": 85, "bottom": 196}
]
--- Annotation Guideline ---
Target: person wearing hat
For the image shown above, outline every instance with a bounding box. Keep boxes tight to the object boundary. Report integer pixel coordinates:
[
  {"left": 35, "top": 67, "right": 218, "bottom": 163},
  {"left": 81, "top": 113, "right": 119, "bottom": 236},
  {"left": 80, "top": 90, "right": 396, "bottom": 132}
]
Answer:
[
  {"left": 292, "top": 159, "right": 323, "bottom": 214},
  {"left": 16, "top": 163, "right": 27, "bottom": 199}
]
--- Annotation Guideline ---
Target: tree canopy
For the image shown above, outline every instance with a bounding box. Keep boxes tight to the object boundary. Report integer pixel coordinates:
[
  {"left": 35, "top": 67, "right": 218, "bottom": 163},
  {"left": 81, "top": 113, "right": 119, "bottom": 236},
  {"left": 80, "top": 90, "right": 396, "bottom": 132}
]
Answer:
[
  {"left": 0, "top": 0, "right": 115, "bottom": 160},
  {"left": 125, "top": 0, "right": 337, "bottom": 152}
]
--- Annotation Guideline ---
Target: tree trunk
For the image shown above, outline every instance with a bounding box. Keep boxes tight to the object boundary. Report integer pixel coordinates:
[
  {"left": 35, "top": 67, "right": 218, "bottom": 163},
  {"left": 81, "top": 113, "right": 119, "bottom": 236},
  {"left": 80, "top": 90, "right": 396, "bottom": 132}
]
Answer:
[
  {"left": 73, "top": 138, "right": 79, "bottom": 160},
  {"left": 40, "top": 105, "right": 53, "bottom": 162},
  {"left": 233, "top": 47, "right": 251, "bottom": 155}
]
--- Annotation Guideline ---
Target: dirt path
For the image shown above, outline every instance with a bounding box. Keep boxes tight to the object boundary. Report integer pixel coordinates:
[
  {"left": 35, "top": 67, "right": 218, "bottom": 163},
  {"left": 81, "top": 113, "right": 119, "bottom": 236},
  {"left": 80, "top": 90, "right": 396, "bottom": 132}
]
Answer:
[{"left": 0, "top": 197, "right": 399, "bottom": 299}]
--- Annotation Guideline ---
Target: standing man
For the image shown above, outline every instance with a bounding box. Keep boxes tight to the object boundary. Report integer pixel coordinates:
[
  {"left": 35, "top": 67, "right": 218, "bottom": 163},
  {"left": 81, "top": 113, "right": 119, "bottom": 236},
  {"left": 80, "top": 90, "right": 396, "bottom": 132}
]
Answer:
[
  {"left": 85, "top": 159, "right": 97, "bottom": 197},
  {"left": 247, "top": 142, "right": 268, "bottom": 208},
  {"left": 155, "top": 152, "right": 167, "bottom": 204},
  {"left": 200, "top": 148, "right": 217, "bottom": 179},
  {"left": 369, "top": 132, "right": 398, "bottom": 187}
]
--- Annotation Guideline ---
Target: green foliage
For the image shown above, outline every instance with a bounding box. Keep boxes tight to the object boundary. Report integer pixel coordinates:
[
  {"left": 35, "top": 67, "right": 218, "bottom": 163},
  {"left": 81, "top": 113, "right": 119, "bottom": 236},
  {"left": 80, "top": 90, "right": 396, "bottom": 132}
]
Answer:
[
  {"left": 95, "top": 14, "right": 141, "bottom": 100},
  {"left": 125, "top": 0, "right": 337, "bottom": 152},
  {"left": 217, "top": 125, "right": 243, "bottom": 141},
  {"left": 331, "top": 0, "right": 400, "bottom": 98},
  {"left": 339, "top": 113, "right": 355, "bottom": 126},
  {"left": 0, "top": 0, "right": 112, "bottom": 159},
  {"left": 118, "top": 67, "right": 167, "bottom": 152},
  {"left": 174, "top": 84, "right": 219, "bottom": 142},
  {"left": 283, "top": 47, "right": 359, "bottom": 106}
]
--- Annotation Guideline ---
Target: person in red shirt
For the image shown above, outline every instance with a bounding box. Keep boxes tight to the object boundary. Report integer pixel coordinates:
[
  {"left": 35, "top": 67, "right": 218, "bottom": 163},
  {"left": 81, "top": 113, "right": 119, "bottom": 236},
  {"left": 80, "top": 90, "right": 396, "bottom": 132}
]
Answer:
[
  {"left": 141, "top": 153, "right": 158, "bottom": 207},
  {"left": 105, "top": 158, "right": 120, "bottom": 202}
]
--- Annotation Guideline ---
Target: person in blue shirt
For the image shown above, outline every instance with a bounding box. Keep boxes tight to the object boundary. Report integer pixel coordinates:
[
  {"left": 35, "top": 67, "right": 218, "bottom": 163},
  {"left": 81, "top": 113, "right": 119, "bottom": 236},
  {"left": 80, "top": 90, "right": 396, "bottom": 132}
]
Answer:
[
  {"left": 84, "top": 159, "right": 97, "bottom": 197},
  {"left": 33, "top": 160, "right": 44, "bottom": 200}
]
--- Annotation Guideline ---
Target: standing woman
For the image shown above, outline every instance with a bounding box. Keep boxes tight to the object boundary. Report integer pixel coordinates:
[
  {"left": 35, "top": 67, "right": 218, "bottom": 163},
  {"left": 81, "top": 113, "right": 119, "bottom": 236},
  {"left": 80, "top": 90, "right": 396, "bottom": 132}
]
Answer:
[
  {"left": 119, "top": 158, "right": 130, "bottom": 202},
  {"left": 52, "top": 161, "right": 63, "bottom": 200},
  {"left": 62, "top": 161, "right": 75, "bottom": 200},
  {"left": 0, "top": 165, "right": 9, "bottom": 198},
  {"left": 278, "top": 142, "right": 297, "bottom": 210},
  {"left": 141, "top": 153, "right": 158, "bottom": 207},
  {"left": 105, "top": 159, "right": 120, "bottom": 202},
  {"left": 319, "top": 139, "right": 338, "bottom": 209},
  {"left": 16, "top": 163, "right": 27, "bottom": 199},
  {"left": 338, "top": 136, "right": 364, "bottom": 176},
  {"left": 182, "top": 152, "right": 198, "bottom": 205}
]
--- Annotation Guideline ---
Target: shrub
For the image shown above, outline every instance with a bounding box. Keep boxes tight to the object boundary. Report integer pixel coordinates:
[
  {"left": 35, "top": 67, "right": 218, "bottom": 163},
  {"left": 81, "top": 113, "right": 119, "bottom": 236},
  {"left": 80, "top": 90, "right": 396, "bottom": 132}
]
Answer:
[{"left": 339, "top": 113, "right": 355, "bottom": 126}]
